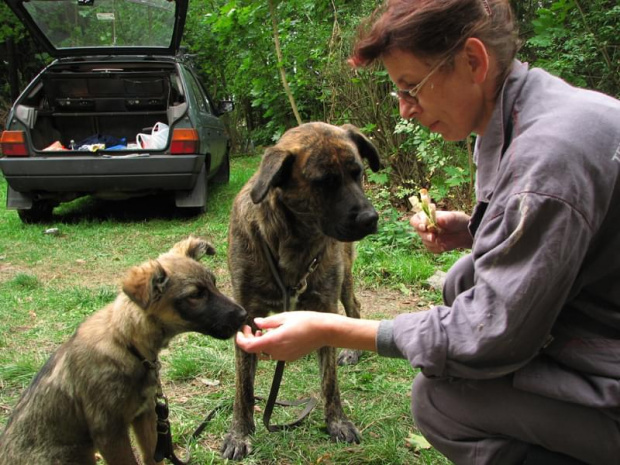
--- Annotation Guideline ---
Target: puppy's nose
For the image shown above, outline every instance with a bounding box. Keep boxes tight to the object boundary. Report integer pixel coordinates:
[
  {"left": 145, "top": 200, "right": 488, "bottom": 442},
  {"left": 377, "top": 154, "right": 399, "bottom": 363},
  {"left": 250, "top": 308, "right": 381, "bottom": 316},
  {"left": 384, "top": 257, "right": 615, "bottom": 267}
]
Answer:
[
  {"left": 235, "top": 304, "right": 248, "bottom": 321},
  {"left": 356, "top": 209, "right": 378, "bottom": 232}
]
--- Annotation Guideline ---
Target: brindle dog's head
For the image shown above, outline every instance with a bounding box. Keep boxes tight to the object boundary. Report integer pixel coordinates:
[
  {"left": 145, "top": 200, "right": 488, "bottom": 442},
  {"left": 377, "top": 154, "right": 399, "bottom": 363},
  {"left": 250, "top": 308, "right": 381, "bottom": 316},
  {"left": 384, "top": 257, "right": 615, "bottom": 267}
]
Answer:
[
  {"left": 122, "top": 236, "right": 247, "bottom": 339},
  {"left": 250, "top": 122, "right": 381, "bottom": 242}
]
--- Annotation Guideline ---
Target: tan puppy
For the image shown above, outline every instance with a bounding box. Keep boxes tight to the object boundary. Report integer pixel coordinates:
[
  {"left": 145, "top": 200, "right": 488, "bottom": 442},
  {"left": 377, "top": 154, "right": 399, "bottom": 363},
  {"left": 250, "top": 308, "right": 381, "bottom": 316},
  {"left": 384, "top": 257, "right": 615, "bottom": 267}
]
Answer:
[{"left": 0, "top": 236, "right": 246, "bottom": 465}]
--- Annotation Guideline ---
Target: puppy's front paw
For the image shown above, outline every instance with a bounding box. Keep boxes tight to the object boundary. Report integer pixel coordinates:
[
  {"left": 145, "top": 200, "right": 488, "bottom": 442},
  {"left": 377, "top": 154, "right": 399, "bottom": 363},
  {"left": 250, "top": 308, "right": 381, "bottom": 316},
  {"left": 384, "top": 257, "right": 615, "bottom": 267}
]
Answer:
[
  {"left": 337, "top": 348, "right": 362, "bottom": 366},
  {"left": 327, "top": 418, "right": 361, "bottom": 444},
  {"left": 221, "top": 432, "right": 252, "bottom": 461}
]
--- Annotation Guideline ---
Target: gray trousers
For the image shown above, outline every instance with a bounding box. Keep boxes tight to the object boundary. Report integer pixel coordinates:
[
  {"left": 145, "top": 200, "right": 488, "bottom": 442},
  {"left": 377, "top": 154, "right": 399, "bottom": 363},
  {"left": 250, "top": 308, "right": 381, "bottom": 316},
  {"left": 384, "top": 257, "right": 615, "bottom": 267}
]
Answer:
[{"left": 411, "top": 254, "right": 620, "bottom": 465}]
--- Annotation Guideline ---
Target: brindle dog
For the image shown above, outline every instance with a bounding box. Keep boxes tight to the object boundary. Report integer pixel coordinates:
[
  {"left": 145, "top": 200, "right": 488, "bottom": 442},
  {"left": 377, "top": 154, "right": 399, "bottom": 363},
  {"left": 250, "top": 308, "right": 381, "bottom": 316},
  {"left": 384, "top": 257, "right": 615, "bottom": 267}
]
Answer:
[
  {"left": 0, "top": 236, "right": 247, "bottom": 465},
  {"left": 222, "top": 122, "right": 381, "bottom": 460}
]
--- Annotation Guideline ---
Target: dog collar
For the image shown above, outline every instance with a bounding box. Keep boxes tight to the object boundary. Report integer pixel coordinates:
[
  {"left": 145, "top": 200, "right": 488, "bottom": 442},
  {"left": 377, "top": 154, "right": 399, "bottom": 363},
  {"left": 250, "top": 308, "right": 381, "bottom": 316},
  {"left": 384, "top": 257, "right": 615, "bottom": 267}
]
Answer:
[
  {"left": 259, "top": 238, "right": 321, "bottom": 312},
  {"left": 128, "top": 344, "right": 160, "bottom": 371}
]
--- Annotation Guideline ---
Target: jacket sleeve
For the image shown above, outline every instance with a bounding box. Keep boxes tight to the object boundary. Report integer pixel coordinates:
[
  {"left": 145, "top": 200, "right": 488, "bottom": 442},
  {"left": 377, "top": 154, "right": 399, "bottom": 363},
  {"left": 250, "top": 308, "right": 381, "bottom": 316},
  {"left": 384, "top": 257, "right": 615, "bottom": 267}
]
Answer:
[{"left": 387, "top": 192, "right": 593, "bottom": 379}]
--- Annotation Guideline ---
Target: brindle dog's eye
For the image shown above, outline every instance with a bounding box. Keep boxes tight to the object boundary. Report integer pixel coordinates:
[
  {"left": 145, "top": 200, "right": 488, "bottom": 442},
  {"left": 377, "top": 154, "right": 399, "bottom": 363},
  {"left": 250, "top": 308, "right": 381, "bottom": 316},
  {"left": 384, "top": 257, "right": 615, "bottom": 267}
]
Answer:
[
  {"left": 350, "top": 167, "right": 363, "bottom": 182},
  {"left": 314, "top": 174, "right": 340, "bottom": 190}
]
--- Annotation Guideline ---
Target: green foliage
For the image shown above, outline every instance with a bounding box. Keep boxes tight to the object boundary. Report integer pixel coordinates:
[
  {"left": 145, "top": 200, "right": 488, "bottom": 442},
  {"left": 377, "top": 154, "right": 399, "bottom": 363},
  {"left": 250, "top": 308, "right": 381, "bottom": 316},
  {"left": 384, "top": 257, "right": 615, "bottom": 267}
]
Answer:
[
  {"left": 358, "top": 169, "right": 465, "bottom": 294},
  {"left": 524, "top": 0, "right": 620, "bottom": 97},
  {"left": 182, "top": 0, "right": 381, "bottom": 149},
  {"left": 390, "top": 119, "right": 475, "bottom": 211}
]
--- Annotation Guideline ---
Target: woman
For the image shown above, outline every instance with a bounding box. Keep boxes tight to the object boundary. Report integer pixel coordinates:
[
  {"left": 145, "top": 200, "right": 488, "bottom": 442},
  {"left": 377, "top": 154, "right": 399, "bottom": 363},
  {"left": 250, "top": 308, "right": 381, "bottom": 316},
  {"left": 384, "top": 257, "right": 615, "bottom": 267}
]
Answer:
[{"left": 236, "top": 1, "right": 620, "bottom": 463}]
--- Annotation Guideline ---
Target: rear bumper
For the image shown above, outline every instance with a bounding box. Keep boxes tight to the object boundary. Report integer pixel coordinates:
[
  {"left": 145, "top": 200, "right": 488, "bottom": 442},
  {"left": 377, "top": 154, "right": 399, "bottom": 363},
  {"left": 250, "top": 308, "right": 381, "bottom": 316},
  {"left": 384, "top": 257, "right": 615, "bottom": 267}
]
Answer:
[{"left": 0, "top": 154, "right": 204, "bottom": 193}]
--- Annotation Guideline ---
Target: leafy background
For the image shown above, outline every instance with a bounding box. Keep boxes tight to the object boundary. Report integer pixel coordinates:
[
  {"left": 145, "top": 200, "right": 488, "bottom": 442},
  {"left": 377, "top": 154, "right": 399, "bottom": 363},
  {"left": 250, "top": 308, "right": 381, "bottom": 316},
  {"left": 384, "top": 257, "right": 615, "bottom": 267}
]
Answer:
[{"left": 1, "top": 0, "right": 618, "bottom": 212}]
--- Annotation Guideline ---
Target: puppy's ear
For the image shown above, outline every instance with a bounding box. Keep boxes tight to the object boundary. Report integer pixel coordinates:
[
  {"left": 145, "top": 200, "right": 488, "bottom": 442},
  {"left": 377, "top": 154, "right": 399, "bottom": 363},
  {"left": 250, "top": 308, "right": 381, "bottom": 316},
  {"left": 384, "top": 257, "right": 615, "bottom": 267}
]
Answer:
[
  {"left": 342, "top": 124, "right": 382, "bottom": 172},
  {"left": 169, "top": 235, "right": 216, "bottom": 261},
  {"left": 122, "top": 260, "right": 169, "bottom": 309},
  {"left": 250, "top": 147, "right": 296, "bottom": 203}
]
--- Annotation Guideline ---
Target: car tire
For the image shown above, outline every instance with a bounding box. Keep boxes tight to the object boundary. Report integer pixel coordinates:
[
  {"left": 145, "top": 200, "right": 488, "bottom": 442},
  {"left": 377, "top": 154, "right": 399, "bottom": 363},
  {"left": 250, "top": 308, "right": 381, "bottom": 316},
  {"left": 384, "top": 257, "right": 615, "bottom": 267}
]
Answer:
[
  {"left": 17, "top": 201, "right": 55, "bottom": 224},
  {"left": 211, "top": 150, "right": 230, "bottom": 184}
]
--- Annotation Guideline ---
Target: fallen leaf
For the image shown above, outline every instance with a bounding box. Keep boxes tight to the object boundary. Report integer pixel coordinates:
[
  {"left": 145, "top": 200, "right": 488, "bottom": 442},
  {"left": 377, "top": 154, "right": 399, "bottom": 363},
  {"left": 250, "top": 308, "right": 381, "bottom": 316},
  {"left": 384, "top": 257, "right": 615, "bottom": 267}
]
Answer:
[
  {"left": 405, "top": 432, "right": 432, "bottom": 451},
  {"left": 198, "top": 378, "right": 221, "bottom": 387}
]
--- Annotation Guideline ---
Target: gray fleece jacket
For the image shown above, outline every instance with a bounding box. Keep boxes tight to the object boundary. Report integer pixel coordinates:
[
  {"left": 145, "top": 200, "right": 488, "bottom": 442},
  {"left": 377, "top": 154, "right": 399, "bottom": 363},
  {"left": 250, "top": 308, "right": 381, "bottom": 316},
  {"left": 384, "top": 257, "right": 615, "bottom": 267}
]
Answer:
[{"left": 376, "top": 60, "right": 620, "bottom": 416}]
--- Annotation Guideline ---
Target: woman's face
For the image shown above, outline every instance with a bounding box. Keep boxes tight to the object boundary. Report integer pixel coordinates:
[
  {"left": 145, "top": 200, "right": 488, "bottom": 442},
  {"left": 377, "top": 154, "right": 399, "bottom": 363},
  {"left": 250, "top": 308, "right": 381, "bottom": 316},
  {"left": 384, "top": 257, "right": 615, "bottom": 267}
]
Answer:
[{"left": 382, "top": 47, "right": 494, "bottom": 141}]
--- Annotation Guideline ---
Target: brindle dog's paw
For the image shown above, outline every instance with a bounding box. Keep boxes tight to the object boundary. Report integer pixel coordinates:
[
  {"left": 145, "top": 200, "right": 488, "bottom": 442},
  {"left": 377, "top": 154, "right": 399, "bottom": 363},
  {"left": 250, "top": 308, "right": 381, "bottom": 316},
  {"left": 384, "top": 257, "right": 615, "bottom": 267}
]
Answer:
[
  {"left": 337, "top": 348, "right": 362, "bottom": 366},
  {"left": 221, "top": 432, "right": 252, "bottom": 461},
  {"left": 327, "top": 419, "right": 361, "bottom": 444}
]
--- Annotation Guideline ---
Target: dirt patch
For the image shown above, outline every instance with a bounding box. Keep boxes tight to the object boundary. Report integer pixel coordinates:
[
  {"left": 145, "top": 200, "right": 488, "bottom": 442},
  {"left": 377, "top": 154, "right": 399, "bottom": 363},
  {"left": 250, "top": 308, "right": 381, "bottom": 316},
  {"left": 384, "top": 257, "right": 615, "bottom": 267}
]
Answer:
[
  {"left": 355, "top": 287, "right": 435, "bottom": 319},
  {"left": 0, "top": 261, "right": 31, "bottom": 282}
]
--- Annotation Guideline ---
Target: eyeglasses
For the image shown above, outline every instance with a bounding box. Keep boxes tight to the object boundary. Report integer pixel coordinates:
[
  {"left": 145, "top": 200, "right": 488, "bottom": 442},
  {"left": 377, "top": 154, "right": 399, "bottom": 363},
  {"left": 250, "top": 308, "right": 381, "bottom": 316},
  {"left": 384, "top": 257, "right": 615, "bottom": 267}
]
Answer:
[{"left": 390, "top": 54, "right": 451, "bottom": 105}]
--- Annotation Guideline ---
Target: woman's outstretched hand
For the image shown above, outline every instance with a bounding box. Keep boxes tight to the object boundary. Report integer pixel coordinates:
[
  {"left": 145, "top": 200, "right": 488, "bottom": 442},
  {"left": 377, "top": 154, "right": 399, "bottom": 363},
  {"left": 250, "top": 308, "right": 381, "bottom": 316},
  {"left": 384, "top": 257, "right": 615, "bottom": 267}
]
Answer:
[{"left": 236, "top": 311, "right": 380, "bottom": 361}]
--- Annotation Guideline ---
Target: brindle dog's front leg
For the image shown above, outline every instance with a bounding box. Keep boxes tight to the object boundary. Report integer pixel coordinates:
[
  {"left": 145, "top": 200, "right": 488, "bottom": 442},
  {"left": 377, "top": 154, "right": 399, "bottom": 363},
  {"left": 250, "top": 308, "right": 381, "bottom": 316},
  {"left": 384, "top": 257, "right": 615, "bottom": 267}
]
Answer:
[
  {"left": 318, "top": 345, "right": 361, "bottom": 443},
  {"left": 338, "top": 267, "right": 363, "bottom": 366},
  {"left": 221, "top": 343, "right": 258, "bottom": 460}
]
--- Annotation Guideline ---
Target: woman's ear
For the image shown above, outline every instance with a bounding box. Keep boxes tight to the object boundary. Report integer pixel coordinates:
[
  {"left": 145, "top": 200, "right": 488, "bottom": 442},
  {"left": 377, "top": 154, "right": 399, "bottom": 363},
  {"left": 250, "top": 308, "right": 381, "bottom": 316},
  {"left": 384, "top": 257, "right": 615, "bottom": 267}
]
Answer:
[{"left": 463, "top": 37, "right": 490, "bottom": 84}]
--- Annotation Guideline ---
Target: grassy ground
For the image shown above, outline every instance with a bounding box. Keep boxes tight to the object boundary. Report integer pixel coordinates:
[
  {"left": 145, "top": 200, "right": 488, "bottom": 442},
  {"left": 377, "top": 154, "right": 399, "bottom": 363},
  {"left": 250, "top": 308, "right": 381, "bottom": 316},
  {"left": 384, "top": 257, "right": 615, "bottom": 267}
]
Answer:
[{"left": 0, "top": 156, "right": 459, "bottom": 464}]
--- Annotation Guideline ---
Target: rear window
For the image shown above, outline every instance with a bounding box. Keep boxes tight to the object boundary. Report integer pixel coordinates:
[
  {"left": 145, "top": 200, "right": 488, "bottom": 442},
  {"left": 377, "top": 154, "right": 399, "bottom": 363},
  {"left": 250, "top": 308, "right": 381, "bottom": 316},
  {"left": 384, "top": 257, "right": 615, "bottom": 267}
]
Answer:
[{"left": 23, "top": 0, "right": 176, "bottom": 50}]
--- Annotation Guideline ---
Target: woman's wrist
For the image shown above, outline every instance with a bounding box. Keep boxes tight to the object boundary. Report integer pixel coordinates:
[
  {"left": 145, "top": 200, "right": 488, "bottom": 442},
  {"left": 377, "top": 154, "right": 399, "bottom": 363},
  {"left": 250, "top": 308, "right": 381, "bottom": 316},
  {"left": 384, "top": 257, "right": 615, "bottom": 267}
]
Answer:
[
  {"left": 322, "top": 314, "right": 380, "bottom": 352},
  {"left": 321, "top": 314, "right": 347, "bottom": 348}
]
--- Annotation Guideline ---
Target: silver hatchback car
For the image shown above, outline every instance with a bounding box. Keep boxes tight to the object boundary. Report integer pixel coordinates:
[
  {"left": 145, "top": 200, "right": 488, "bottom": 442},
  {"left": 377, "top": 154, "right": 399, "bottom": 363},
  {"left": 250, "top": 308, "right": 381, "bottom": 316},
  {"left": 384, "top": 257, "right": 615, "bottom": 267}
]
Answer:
[{"left": 1, "top": 0, "right": 233, "bottom": 222}]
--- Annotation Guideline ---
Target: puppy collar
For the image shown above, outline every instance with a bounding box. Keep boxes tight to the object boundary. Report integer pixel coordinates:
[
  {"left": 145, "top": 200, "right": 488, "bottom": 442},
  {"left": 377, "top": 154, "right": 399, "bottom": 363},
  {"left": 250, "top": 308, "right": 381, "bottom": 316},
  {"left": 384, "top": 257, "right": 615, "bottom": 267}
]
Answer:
[{"left": 128, "top": 344, "right": 160, "bottom": 371}]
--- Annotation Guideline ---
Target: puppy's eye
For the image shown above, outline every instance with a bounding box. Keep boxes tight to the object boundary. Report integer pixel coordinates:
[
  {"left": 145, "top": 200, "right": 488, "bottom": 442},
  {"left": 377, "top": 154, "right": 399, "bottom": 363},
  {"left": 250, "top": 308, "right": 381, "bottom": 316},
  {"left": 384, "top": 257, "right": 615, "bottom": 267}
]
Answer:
[{"left": 188, "top": 288, "right": 206, "bottom": 300}]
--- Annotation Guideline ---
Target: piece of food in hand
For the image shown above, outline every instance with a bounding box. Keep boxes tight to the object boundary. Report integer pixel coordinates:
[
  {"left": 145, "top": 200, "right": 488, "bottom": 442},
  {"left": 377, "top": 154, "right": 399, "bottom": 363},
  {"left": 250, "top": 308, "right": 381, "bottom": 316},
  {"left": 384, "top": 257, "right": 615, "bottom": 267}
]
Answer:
[{"left": 409, "top": 188, "right": 439, "bottom": 233}]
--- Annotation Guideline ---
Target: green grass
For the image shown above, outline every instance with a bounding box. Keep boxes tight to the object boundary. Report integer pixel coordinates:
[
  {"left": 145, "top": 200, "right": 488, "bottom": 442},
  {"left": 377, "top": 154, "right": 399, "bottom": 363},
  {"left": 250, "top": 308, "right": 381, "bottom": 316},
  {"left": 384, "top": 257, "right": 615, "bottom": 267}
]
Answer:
[{"left": 0, "top": 156, "right": 456, "bottom": 464}]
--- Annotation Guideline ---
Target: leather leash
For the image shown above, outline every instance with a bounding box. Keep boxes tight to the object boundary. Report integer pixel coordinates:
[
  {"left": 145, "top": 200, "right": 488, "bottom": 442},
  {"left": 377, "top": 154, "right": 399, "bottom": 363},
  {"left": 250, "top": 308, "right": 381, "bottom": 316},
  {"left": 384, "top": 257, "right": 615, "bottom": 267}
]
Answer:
[
  {"left": 154, "top": 391, "right": 190, "bottom": 465},
  {"left": 127, "top": 344, "right": 190, "bottom": 465},
  {"left": 259, "top": 238, "right": 319, "bottom": 432},
  {"left": 191, "top": 240, "right": 320, "bottom": 438}
]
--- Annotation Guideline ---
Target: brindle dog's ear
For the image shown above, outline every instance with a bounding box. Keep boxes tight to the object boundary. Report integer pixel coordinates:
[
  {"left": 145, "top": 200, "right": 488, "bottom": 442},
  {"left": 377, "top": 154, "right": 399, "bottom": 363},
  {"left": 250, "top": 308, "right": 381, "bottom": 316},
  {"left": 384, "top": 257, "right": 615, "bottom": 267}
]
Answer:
[
  {"left": 341, "top": 124, "right": 382, "bottom": 172},
  {"left": 250, "top": 147, "right": 296, "bottom": 204},
  {"left": 170, "top": 235, "right": 216, "bottom": 261},
  {"left": 123, "top": 260, "right": 169, "bottom": 309}
]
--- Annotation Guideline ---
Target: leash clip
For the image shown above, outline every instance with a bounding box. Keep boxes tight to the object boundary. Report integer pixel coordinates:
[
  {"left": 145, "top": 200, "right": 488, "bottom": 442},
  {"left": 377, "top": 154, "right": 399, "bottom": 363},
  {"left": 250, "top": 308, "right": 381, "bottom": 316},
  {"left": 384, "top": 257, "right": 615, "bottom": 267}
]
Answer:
[{"left": 291, "top": 256, "right": 320, "bottom": 297}]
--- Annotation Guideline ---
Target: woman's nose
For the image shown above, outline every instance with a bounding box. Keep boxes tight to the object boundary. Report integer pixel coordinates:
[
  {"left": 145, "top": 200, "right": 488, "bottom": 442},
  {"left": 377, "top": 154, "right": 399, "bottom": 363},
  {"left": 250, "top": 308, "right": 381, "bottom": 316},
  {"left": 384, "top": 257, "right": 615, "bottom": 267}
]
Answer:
[{"left": 400, "top": 99, "right": 421, "bottom": 120}]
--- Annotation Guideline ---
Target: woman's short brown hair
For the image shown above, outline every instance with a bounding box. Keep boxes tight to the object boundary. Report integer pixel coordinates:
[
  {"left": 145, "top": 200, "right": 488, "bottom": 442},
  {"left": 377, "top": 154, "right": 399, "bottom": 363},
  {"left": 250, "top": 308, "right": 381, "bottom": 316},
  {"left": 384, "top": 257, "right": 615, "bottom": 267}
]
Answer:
[{"left": 350, "top": 0, "right": 519, "bottom": 81}]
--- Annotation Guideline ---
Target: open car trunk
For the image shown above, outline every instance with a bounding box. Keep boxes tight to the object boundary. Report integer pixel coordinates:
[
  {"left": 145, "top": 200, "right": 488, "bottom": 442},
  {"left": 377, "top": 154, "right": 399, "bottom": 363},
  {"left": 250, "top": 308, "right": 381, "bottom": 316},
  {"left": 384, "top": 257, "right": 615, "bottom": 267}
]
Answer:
[{"left": 22, "top": 61, "right": 186, "bottom": 152}]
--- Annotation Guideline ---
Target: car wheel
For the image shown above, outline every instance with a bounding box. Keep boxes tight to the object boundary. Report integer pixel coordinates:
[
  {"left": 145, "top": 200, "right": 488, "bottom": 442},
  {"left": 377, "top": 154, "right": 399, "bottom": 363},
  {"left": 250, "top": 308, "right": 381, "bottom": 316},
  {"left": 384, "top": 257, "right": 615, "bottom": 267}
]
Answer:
[
  {"left": 17, "top": 201, "right": 55, "bottom": 224},
  {"left": 211, "top": 151, "right": 230, "bottom": 184}
]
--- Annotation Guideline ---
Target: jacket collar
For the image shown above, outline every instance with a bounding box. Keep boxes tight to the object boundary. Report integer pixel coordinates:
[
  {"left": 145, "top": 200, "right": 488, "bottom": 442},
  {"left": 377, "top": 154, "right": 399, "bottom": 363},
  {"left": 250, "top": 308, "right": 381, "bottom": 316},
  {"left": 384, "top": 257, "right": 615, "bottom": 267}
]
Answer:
[{"left": 474, "top": 60, "right": 529, "bottom": 202}]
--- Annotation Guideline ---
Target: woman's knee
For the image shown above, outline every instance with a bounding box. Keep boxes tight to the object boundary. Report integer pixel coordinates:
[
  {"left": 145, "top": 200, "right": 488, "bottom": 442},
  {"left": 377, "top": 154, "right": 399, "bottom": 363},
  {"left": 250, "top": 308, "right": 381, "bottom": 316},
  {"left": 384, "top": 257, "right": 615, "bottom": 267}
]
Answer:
[{"left": 411, "top": 373, "right": 438, "bottom": 430}]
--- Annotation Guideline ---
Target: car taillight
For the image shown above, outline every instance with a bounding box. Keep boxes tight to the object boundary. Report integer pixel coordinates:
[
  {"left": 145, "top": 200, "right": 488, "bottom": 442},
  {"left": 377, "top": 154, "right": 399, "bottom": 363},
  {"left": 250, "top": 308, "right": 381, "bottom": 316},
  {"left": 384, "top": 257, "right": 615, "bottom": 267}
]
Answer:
[
  {"left": 170, "top": 128, "right": 199, "bottom": 154},
  {"left": 1, "top": 131, "right": 28, "bottom": 157}
]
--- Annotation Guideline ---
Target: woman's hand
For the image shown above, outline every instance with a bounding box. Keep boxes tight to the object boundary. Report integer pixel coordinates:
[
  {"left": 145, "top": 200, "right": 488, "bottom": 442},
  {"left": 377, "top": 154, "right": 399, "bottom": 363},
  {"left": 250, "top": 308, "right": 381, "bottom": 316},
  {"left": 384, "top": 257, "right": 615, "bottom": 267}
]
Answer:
[
  {"left": 236, "top": 312, "right": 334, "bottom": 361},
  {"left": 236, "top": 311, "right": 380, "bottom": 361},
  {"left": 410, "top": 210, "right": 473, "bottom": 253}
]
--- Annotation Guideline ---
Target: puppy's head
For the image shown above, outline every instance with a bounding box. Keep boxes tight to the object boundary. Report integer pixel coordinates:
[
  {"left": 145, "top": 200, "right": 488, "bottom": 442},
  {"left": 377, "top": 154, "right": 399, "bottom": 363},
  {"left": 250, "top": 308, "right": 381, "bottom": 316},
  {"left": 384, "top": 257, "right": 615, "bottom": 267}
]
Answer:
[
  {"left": 249, "top": 122, "right": 381, "bottom": 242},
  {"left": 122, "top": 236, "right": 247, "bottom": 339}
]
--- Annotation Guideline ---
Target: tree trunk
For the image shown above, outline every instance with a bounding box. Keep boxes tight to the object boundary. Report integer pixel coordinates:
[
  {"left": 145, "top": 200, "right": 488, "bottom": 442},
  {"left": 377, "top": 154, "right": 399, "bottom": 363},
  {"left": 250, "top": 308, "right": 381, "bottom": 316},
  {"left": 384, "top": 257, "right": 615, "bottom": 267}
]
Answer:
[{"left": 268, "top": 0, "right": 302, "bottom": 126}]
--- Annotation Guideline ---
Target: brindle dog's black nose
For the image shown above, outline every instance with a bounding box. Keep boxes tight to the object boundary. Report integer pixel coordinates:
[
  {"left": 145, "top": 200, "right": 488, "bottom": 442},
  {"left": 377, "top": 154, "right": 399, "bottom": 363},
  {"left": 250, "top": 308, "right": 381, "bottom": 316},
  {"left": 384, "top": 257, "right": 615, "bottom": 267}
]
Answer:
[{"left": 356, "top": 209, "right": 379, "bottom": 232}]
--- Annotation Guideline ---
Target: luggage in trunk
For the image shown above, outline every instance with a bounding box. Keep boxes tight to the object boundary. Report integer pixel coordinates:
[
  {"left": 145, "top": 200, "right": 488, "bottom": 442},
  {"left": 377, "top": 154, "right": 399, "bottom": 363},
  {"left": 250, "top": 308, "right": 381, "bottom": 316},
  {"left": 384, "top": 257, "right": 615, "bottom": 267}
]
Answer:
[{"left": 25, "top": 67, "right": 182, "bottom": 151}]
